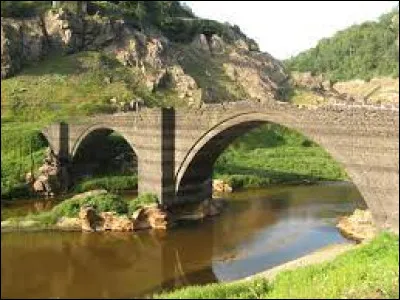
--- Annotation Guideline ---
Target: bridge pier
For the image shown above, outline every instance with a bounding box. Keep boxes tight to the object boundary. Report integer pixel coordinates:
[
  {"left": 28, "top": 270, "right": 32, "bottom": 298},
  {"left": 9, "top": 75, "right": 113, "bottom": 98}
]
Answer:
[{"left": 137, "top": 108, "right": 176, "bottom": 205}]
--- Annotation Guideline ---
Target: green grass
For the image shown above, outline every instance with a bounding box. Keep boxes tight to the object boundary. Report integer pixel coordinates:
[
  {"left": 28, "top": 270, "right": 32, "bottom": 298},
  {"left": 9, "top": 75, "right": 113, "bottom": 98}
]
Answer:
[
  {"left": 8, "top": 192, "right": 129, "bottom": 226},
  {"left": 1, "top": 122, "right": 48, "bottom": 199},
  {"left": 5, "top": 191, "right": 159, "bottom": 227},
  {"left": 214, "top": 124, "right": 348, "bottom": 189},
  {"left": 73, "top": 175, "right": 138, "bottom": 193},
  {"left": 128, "top": 193, "right": 159, "bottom": 215},
  {"left": 155, "top": 232, "right": 399, "bottom": 299},
  {"left": 1, "top": 51, "right": 152, "bottom": 123}
]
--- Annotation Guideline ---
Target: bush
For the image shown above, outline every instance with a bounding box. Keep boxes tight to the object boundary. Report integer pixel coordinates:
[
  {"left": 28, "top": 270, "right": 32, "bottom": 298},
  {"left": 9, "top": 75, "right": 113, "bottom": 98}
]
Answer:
[
  {"left": 1, "top": 1, "right": 51, "bottom": 18},
  {"left": 28, "top": 192, "right": 128, "bottom": 225},
  {"left": 128, "top": 193, "right": 159, "bottom": 215}
]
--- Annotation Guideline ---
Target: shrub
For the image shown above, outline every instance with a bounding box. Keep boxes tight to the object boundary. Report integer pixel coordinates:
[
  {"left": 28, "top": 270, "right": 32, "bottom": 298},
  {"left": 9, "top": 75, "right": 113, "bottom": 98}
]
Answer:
[
  {"left": 1, "top": 1, "right": 51, "bottom": 18},
  {"left": 29, "top": 192, "right": 129, "bottom": 225},
  {"left": 128, "top": 193, "right": 159, "bottom": 215}
]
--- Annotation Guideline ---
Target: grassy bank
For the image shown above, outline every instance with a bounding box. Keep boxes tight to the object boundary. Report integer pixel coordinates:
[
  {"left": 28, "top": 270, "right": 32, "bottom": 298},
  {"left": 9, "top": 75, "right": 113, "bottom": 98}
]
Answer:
[
  {"left": 73, "top": 175, "right": 138, "bottom": 194},
  {"left": 1, "top": 122, "right": 49, "bottom": 199},
  {"left": 155, "top": 232, "right": 399, "bottom": 299},
  {"left": 214, "top": 124, "right": 348, "bottom": 189},
  {"left": 3, "top": 192, "right": 158, "bottom": 228}
]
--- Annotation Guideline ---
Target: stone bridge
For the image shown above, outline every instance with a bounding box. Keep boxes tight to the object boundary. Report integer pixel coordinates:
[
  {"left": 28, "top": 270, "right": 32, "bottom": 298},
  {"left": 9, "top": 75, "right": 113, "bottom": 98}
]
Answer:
[{"left": 42, "top": 100, "right": 399, "bottom": 232}]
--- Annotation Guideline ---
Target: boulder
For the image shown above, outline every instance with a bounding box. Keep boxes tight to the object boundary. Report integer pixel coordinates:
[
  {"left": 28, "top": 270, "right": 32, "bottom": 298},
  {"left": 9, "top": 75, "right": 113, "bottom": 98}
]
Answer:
[
  {"left": 79, "top": 206, "right": 99, "bottom": 232},
  {"left": 99, "top": 212, "right": 133, "bottom": 231},
  {"left": 213, "top": 179, "right": 233, "bottom": 193},
  {"left": 209, "top": 34, "right": 225, "bottom": 54},
  {"left": 132, "top": 205, "right": 169, "bottom": 230},
  {"left": 290, "top": 72, "right": 324, "bottom": 91},
  {"left": 154, "top": 65, "right": 202, "bottom": 107},
  {"left": 191, "top": 34, "right": 210, "bottom": 51},
  {"left": 337, "top": 209, "right": 377, "bottom": 243}
]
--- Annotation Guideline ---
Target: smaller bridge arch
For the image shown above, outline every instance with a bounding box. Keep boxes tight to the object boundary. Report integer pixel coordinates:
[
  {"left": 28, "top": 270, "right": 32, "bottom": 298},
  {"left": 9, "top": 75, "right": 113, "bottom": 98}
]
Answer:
[{"left": 70, "top": 123, "right": 139, "bottom": 159}]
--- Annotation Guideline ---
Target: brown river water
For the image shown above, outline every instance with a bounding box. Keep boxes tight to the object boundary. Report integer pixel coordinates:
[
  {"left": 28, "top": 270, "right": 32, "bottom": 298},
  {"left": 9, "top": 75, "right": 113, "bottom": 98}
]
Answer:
[{"left": 1, "top": 182, "right": 364, "bottom": 299}]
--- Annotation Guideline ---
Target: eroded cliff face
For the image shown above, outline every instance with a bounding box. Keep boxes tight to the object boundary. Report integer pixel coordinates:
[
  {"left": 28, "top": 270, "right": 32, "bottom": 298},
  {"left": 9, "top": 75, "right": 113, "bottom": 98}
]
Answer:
[{"left": 1, "top": 8, "right": 290, "bottom": 104}]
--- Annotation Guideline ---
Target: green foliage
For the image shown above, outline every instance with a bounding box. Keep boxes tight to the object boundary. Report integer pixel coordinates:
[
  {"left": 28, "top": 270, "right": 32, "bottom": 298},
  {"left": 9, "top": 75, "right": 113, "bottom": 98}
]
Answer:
[
  {"left": 7, "top": 192, "right": 129, "bottom": 225},
  {"left": 47, "top": 192, "right": 128, "bottom": 224},
  {"left": 285, "top": 7, "right": 399, "bottom": 81},
  {"left": 128, "top": 193, "right": 159, "bottom": 215},
  {"left": 0, "top": 51, "right": 184, "bottom": 123},
  {"left": 214, "top": 124, "right": 347, "bottom": 189},
  {"left": 156, "top": 232, "right": 399, "bottom": 299},
  {"left": 1, "top": 123, "right": 48, "bottom": 199},
  {"left": 1, "top": 1, "right": 51, "bottom": 18},
  {"left": 73, "top": 175, "right": 138, "bottom": 193}
]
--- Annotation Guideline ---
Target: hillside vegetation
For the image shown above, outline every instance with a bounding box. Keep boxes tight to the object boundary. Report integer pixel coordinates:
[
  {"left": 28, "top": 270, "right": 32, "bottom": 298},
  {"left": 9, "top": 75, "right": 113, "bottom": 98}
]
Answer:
[{"left": 285, "top": 7, "right": 399, "bottom": 81}]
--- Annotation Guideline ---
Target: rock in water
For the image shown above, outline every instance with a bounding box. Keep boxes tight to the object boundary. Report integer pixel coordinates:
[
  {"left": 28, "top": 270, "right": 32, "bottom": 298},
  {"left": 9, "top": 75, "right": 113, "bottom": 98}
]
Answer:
[
  {"left": 79, "top": 206, "right": 99, "bottom": 232},
  {"left": 336, "top": 209, "right": 377, "bottom": 243},
  {"left": 99, "top": 212, "right": 133, "bottom": 232},
  {"left": 132, "top": 205, "right": 169, "bottom": 230},
  {"left": 213, "top": 179, "right": 233, "bottom": 193}
]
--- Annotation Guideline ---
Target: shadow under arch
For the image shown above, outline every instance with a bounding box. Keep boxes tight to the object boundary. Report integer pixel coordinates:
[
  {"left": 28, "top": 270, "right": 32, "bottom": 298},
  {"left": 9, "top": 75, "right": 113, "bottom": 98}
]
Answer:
[
  {"left": 70, "top": 125, "right": 138, "bottom": 185},
  {"left": 175, "top": 112, "right": 366, "bottom": 208}
]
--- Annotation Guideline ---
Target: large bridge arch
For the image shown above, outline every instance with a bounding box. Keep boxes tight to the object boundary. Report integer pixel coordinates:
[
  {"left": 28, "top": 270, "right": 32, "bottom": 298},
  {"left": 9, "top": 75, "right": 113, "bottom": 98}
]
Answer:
[{"left": 174, "top": 111, "right": 396, "bottom": 231}]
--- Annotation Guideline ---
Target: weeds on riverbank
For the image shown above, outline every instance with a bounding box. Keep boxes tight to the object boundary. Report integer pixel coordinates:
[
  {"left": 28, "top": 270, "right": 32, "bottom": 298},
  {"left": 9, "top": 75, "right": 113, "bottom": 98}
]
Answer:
[
  {"left": 73, "top": 175, "right": 138, "bottom": 193},
  {"left": 5, "top": 192, "right": 159, "bottom": 227},
  {"left": 155, "top": 232, "right": 399, "bottom": 299}
]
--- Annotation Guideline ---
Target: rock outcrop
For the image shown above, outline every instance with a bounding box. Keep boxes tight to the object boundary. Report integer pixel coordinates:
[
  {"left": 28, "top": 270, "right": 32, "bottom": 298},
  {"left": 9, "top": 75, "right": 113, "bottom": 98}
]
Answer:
[
  {"left": 1, "top": 17, "right": 48, "bottom": 78},
  {"left": 99, "top": 212, "right": 134, "bottom": 231},
  {"left": 132, "top": 205, "right": 170, "bottom": 230},
  {"left": 153, "top": 65, "right": 202, "bottom": 107},
  {"left": 27, "top": 147, "right": 70, "bottom": 197},
  {"left": 1, "top": 9, "right": 290, "bottom": 105},
  {"left": 337, "top": 209, "right": 377, "bottom": 243},
  {"left": 290, "top": 72, "right": 399, "bottom": 106},
  {"left": 213, "top": 179, "right": 233, "bottom": 193},
  {"left": 72, "top": 201, "right": 170, "bottom": 232}
]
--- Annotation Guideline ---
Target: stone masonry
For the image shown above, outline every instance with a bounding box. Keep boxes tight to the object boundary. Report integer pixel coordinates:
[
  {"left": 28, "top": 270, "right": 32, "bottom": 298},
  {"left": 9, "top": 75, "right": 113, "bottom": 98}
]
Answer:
[{"left": 42, "top": 100, "right": 399, "bottom": 233}]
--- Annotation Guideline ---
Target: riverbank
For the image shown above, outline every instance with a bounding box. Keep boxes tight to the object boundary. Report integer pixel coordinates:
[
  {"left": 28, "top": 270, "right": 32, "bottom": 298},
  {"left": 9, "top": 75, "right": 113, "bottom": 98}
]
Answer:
[
  {"left": 155, "top": 232, "right": 399, "bottom": 299},
  {"left": 0, "top": 182, "right": 364, "bottom": 298},
  {"left": 1, "top": 190, "right": 226, "bottom": 232}
]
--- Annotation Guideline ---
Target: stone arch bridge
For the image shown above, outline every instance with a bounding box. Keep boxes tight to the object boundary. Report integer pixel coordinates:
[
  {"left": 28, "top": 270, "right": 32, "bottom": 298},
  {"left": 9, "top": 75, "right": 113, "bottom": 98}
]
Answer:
[{"left": 42, "top": 100, "right": 399, "bottom": 232}]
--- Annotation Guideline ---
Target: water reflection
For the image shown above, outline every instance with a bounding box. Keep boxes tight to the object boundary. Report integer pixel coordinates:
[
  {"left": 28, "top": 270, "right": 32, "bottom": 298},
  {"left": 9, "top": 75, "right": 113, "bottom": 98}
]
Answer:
[{"left": 1, "top": 182, "right": 362, "bottom": 299}]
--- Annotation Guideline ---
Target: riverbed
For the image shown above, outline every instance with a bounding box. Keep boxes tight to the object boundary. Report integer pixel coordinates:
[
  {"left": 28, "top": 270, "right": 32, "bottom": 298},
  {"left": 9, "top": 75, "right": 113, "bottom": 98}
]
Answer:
[{"left": 1, "top": 182, "right": 364, "bottom": 298}]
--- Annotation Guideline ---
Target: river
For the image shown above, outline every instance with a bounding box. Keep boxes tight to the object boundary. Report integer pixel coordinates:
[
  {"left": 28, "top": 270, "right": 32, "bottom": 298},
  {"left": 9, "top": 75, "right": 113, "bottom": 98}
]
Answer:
[{"left": 1, "top": 182, "right": 364, "bottom": 298}]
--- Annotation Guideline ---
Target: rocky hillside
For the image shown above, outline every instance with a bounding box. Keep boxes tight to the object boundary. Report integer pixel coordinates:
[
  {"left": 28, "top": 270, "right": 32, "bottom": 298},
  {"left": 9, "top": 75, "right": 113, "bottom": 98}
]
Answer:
[{"left": 1, "top": 1, "right": 290, "bottom": 122}]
